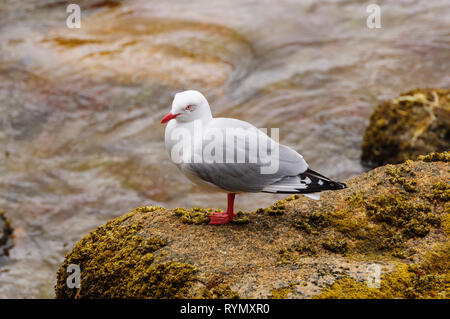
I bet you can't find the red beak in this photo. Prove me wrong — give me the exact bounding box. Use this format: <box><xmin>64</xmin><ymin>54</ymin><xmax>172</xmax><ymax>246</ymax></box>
<box><xmin>161</xmin><ymin>112</ymin><xmax>180</xmax><ymax>124</ymax></box>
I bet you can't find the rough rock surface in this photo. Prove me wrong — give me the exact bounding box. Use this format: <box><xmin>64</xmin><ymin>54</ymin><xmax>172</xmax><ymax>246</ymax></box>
<box><xmin>361</xmin><ymin>89</ymin><xmax>450</xmax><ymax>167</ymax></box>
<box><xmin>56</xmin><ymin>154</ymin><xmax>449</xmax><ymax>299</ymax></box>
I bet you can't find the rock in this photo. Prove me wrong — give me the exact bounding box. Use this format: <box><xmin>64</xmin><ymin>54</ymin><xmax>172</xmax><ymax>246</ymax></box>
<box><xmin>55</xmin><ymin>155</ymin><xmax>449</xmax><ymax>299</ymax></box>
<box><xmin>361</xmin><ymin>89</ymin><xmax>450</xmax><ymax>167</ymax></box>
<box><xmin>0</xmin><ymin>211</ymin><xmax>13</xmax><ymax>256</ymax></box>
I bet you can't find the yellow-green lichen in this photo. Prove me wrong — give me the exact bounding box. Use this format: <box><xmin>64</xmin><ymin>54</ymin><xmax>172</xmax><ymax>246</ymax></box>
<box><xmin>292</xmin><ymin>211</ymin><xmax>331</xmax><ymax>234</ymax></box>
<box><xmin>292</xmin><ymin>183</ymin><xmax>444</xmax><ymax>256</ymax></box>
<box><xmin>277</xmin><ymin>248</ymin><xmax>297</xmax><ymax>265</ymax></box>
<box><xmin>325</xmin><ymin>208</ymin><xmax>368</xmax><ymax>239</ymax></box>
<box><xmin>316</xmin><ymin>277</ymin><xmax>382</xmax><ymax>299</ymax></box>
<box><xmin>391</xmin><ymin>248</ymin><xmax>416</xmax><ymax>260</ymax></box>
<box><xmin>173</xmin><ymin>207</ymin><xmax>213</xmax><ymax>225</ymax></box>
<box><xmin>231</xmin><ymin>211</ymin><xmax>250</xmax><ymax>224</ymax></box>
<box><xmin>173</xmin><ymin>207</ymin><xmax>250</xmax><ymax>225</ymax></box>
<box><xmin>391</xmin><ymin>249</ymin><xmax>407</xmax><ymax>259</ymax></box>
<box><xmin>385</xmin><ymin>165</ymin><xmax>417</xmax><ymax>192</ymax></box>
<box><xmin>361</xmin><ymin>89</ymin><xmax>450</xmax><ymax>167</ymax></box>
<box><xmin>269</xmin><ymin>282</ymin><xmax>299</xmax><ymax>299</ymax></box>
<box><xmin>277</xmin><ymin>241</ymin><xmax>318</xmax><ymax>265</ymax></box>
<box><xmin>441</xmin><ymin>213</ymin><xmax>450</xmax><ymax>236</ymax></box>
<box><xmin>322</xmin><ymin>236</ymin><xmax>349</xmax><ymax>254</ymax></box>
<box><xmin>366</xmin><ymin>193</ymin><xmax>440</xmax><ymax>238</ymax></box>
<box><xmin>316</xmin><ymin>243</ymin><xmax>450</xmax><ymax>299</ymax></box>
<box><xmin>132</xmin><ymin>205</ymin><xmax>162</xmax><ymax>213</ymax></box>
<box><xmin>293</xmin><ymin>240</ymin><xmax>318</xmax><ymax>255</ymax></box>
<box><xmin>418</xmin><ymin>151</ymin><xmax>450</xmax><ymax>162</ymax></box>
<box><xmin>202</xmin><ymin>284</ymin><xmax>240</xmax><ymax>299</ymax></box>
<box><xmin>345</xmin><ymin>191</ymin><xmax>441</xmax><ymax>250</ymax></box>
<box><xmin>55</xmin><ymin>207</ymin><xmax>198</xmax><ymax>298</ymax></box>
<box><xmin>427</xmin><ymin>182</ymin><xmax>450</xmax><ymax>201</ymax></box>
<box><xmin>261</xmin><ymin>195</ymin><xmax>299</xmax><ymax>216</ymax></box>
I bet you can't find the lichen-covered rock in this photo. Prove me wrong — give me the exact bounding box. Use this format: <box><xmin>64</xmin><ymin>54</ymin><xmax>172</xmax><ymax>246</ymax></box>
<box><xmin>55</xmin><ymin>206</ymin><xmax>198</xmax><ymax>299</ymax></box>
<box><xmin>316</xmin><ymin>243</ymin><xmax>450</xmax><ymax>299</ymax></box>
<box><xmin>361</xmin><ymin>89</ymin><xmax>450</xmax><ymax>167</ymax></box>
<box><xmin>0</xmin><ymin>210</ymin><xmax>13</xmax><ymax>256</ymax></box>
<box><xmin>56</xmin><ymin>156</ymin><xmax>449</xmax><ymax>299</ymax></box>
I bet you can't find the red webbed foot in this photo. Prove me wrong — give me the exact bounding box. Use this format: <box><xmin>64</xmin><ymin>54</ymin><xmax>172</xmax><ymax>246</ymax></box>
<box><xmin>208</xmin><ymin>211</ymin><xmax>235</xmax><ymax>225</ymax></box>
<box><xmin>208</xmin><ymin>193</ymin><xmax>237</xmax><ymax>225</ymax></box>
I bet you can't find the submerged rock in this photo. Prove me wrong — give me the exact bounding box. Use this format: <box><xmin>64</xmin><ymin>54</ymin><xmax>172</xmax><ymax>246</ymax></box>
<box><xmin>55</xmin><ymin>155</ymin><xmax>449</xmax><ymax>299</ymax></box>
<box><xmin>361</xmin><ymin>89</ymin><xmax>450</xmax><ymax>167</ymax></box>
<box><xmin>0</xmin><ymin>211</ymin><xmax>13</xmax><ymax>256</ymax></box>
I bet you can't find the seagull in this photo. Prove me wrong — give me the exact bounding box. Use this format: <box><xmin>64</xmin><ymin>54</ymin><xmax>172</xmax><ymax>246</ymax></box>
<box><xmin>161</xmin><ymin>90</ymin><xmax>346</xmax><ymax>225</ymax></box>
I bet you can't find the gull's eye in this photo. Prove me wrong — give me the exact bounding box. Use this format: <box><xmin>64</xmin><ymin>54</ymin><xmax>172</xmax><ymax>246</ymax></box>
<box><xmin>185</xmin><ymin>104</ymin><xmax>192</xmax><ymax>111</ymax></box>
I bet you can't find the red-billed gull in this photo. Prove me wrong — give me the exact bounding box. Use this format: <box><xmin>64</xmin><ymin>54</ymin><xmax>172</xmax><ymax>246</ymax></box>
<box><xmin>161</xmin><ymin>90</ymin><xmax>346</xmax><ymax>225</ymax></box>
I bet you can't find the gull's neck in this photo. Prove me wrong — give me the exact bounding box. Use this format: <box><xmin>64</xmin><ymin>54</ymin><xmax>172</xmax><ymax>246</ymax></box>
<box><xmin>200</xmin><ymin>103</ymin><xmax>213</xmax><ymax>122</ymax></box>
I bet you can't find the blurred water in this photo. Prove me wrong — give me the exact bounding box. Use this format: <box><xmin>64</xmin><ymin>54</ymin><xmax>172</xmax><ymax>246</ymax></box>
<box><xmin>0</xmin><ymin>0</ymin><xmax>449</xmax><ymax>298</ymax></box>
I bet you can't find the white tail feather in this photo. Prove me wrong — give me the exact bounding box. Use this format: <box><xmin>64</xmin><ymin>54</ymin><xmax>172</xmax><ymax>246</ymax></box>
<box><xmin>303</xmin><ymin>193</ymin><xmax>321</xmax><ymax>200</ymax></box>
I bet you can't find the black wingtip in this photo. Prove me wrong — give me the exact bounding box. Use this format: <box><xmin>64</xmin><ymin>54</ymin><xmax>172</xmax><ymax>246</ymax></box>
<box><xmin>327</xmin><ymin>181</ymin><xmax>347</xmax><ymax>190</ymax></box>
<box><xmin>303</xmin><ymin>168</ymin><xmax>347</xmax><ymax>191</ymax></box>
<box><xmin>338</xmin><ymin>182</ymin><xmax>347</xmax><ymax>189</ymax></box>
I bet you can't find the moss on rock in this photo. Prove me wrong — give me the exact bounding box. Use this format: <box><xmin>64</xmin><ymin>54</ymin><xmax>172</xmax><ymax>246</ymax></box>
<box><xmin>269</xmin><ymin>282</ymin><xmax>299</xmax><ymax>299</ymax></box>
<box><xmin>173</xmin><ymin>207</ymin><xmax>250</xmax><ymax>225</ymax></box>
<box><xmin>365</xmin><ymin>193</ymin><xmax>440</xmax><ymax>239</ymax></box>
<box><xmin>361</xmin><ymin>89</ymin><xmax>450</xmax><ymax>167</ymax></box>
<box><xmin>293</xmin><ymin>240</ymin><xmax>318</xmax><ymax>255</ymax></box>
<box><xmin>231</xmin><ymin>211</ymin><xmax>251</xmax><ymax>224</ymax></box>
<box><xmin>277</xmin><ymin>240</ymin><xmax>320</xmax><ymax>265</ymax></box>
<box><xmin>322</xmin><ymin>236</ymin><xmax>349</xmax><ymax>254</ymax></box>
<box><xmin>259</xmin><ymin>195</ymin><xmax>299</xmax><ymax>215</ymax></box>
<box><xmin>289</xmin><ymin>159</ymin><xmax>448</xmax><ymax>260</ymax></box>
<box><xmin>55</xmin><ymin>206</ymin><xmax>198</xmax><ymax>298</ymax></box>
<box><xmin>293</xmin><ymin>211</ymin><xmax>331</xmax><ymax>234</ymax></box>
<box><xmin>55</xmin><ymin>158</ymin><xmax>449</xmax><ymax>299</ymax></box>
<box><xmin>202</xmin><ymin>284</ymin><xmax>240</xmax><ymax>299</ymax></box>
<box><xmin>441</xmin><ymin>213</ymin><xmax>450</xmax><ymax>236</ymax></box>
<box><xmin>418</xmin><ymin>151</ymin><xmax>450</xmax><ymax>162</ymax></box>
<box><xmin>385</xmin><ymin>165</ymin><xmax>417</xmax><ymax>192</ymax></box>
<box><xmin>173</xmin><ymin>207</ymin><xmax>212</xmax><ymax>225</ymax></box>
<box><xmin>316</xmin><ymin>243</ymin><xmax>450</xmax><ymax>299</ymax></box>
<box><xmin>428</xmin><ymin>182</ymin><xmax>450</xmax><ymax>201</ymax></box>
<box><xmin>277</xmin><ymin>248</ymin><xmax>298</xmax><ymax>265</ymax></box>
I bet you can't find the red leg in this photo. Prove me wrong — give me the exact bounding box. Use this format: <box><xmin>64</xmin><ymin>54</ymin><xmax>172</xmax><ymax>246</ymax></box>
<box><xmin>209</xmin><ymin>193</ymin><xmax>236</xmax><ymax>225</ymax></box>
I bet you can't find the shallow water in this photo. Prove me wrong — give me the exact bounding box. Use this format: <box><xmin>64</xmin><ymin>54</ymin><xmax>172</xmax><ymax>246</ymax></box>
<box><xmin>0</xmin><ymin>0</ymin><xmax>449</xmax><ymax>298</ymax></box>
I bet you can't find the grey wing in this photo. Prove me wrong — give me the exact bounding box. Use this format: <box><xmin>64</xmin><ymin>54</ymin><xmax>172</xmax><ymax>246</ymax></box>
<box><xmin>180</xmin><ymin>162</ymin><xmax>277</xmax><ymax>192</ymax></box>
<box><xmin>180</xmin><ymin>141</ymin><xmax>308</xmax><ymax>193</ymax></box>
